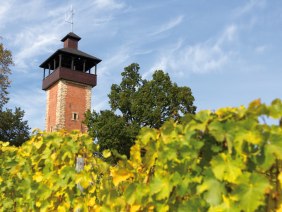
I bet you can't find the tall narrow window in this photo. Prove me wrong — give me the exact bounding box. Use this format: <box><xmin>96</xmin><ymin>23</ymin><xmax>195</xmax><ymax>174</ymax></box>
<box><xmin>72</xmin><ymin>112</ymin><xmax>79</xmax><ymax>120</ymax></box>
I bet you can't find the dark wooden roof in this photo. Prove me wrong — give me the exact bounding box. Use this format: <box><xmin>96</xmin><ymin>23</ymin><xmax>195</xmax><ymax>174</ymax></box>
<box><xmin>39</xmin><ymin>48</ymin><xmax>102</xmax><ymax>70</ymax></box>
<box><xmin>60</xmin><ymin>48</ymin><xmax>100</xmax><ymax>60</ymax></box>
<box><xmin>61</xmin><ymin>32</ymin><xmax>81</xmax><ymax>42</ymax></box>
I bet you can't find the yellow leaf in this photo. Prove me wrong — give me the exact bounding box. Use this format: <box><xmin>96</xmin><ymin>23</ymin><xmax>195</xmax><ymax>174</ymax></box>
<box><xmin>58</xmin><ymin>205</ymin><xmax>66</xmax><ymax>212</ymax></box>
<box><xmin>33</xmin><ymin>172</ymin><xmax>43</xmax><ymax>182</ymax></box>
<box><xmin>148</xmin><ymin>205</ymin><xmax>154</xmax><ymax>212</ymax></box>
<box><xmin>279</xmin><ymin>172</ymin><xmax>282</xmax><ymax>188</ymax></box>
<box><xmin>130</xmin><ymin>205</ymin><xmax>141</xmax><ymax>212</ymax></box>
<box><xmin>36</xmin><ymin>201</ymin><xmax>41</xmax><ymax>207</ymax></box>
<box><xmin>130</xmin><ymin>144</ymin><xmax>141</xmax><ymax>166</ymax></box>
<box><xmin>249</xmin><ymin>99</ymin><xmax>261</xmax><ymax>109</ymax></box>
<box><xmin>76</xmin><ymin>173</ymin><xmax>90</xmax><ymax>188</ymax></box>
<box><xmin>277</xmin><ymin>204</ymin><xmax>282</xmax><ymax>212</ymax></box>
<box><xmin>85</xmin><ymin>164</ymin><xmax>92</xmax><ymax>171</ymax></box>
<box><xmin>102</xmin><ymin>149</ymin><xmax>111</xmax><ymax>158</ymax></box>
<box><xmin>222</xmin><ymin>195</ymin><xmax>231</xmax><ymax>208</ymax></box>
<box><xmin>34</xmin><ymin>139</ymin><xmax>43</xmax><ymax>149</ymax></box>
<box><xmin>88</xmin><ymin>197</ymin><xmax>96</xmax><ymax>207</ymax></box>
<box><xmin>21</xmin><ymin>151</ymin><xmax>30</xmax><ymax>157</ymax></box>
<box><xmin>74</xmin><ymin>203</ymin><xmax>83</xmax><ymax>212</ymax></box>
<box><xmin>111</xmin><ymin>167</ymin><xmax>133</xmax><ymax>186</ymax></box>
<box><xmin>51</xmin><ymin>152</ymin><xmax>56</xmax><ymax>160</ymax></box>
<box><xmin>1</xmin><ymin>142</ymin><xmax>9</xmax><ymax>147</ymax></box>
<box><xmin>244</xmin><ymin>131</ymin><xmax>262</xmax><ymax>145</ymax></box>
<box><xmin>88</xmin><ymin>181</ymin><xmax>96</xmax><ymax>194</ymax></box>
<box><xmin>80</xmin><ymin>177</ymin><xmax>90</xmax><ymax>188</ymax></box>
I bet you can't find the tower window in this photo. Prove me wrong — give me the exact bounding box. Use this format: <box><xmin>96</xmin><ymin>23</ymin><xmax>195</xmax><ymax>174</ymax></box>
<box><xmin>72</xmin><ymin>112</ymin><xmax>79</xmax><ymax>120</ymax></box>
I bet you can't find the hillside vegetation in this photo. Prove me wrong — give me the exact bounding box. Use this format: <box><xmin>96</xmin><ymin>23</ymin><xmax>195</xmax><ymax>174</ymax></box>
<box><xmin>1</xmin><ymin>99</ymin><xmax>282</xmax><ymax>211</ymax></box>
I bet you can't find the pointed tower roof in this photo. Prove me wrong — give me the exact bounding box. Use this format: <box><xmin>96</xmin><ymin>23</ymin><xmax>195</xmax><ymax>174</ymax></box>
<box><xmin>61</xmin><ymin>32</ymin><xmax>81</xmax><ymax>42</ymax></box>
<box><xmin>39</xmin><ymin>32</ymin><xmax>102</xmax><ymax>90</ymax></box>
<box><xmin>39</xmin><ymin>32</ymin><xmax>101</xmax><ymax>70</ymax></box>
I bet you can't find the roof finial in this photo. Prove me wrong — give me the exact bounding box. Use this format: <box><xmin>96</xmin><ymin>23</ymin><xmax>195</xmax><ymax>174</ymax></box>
<box><xmin>65</xmin><ymin>5</ymin><xmax>74</xmax><ymax>32</ymax></box>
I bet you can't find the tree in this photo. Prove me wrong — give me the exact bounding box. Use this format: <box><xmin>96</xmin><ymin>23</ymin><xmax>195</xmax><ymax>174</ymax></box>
<box><xmin>0</xmin><ymin>41</ymin><xmax>30</xmax><ymax>146</ymax></box>
<box><xmin>0</xmin><ymin>107</ymin><xmax>30</xmax><ymax>146</ymax></box>
<box><xmin>85</xmin><ymin>110</ymin><xmax>138</xmax><ymax>157</ymax></box>
<box><xmin>0</xmin><ymin>41</ymin><xmax>13</xmax><ymax>110</ymax></box>
<box><xmin>85</xmin><ymin>63</ymin><xmax>196</xmax><ymax>157</ymax></box>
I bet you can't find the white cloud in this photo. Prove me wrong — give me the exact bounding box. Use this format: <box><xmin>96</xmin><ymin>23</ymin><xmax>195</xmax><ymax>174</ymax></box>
<box><xmin>92</xmin><ymin>0</ymin><xmax>125</xmax><ymax>10</ymax></box>
<box><xmin>217</xmin><ymin>24</ymin><xmax>237</xmax><ymax>45</ymax></box>
<box><xmin>7</xmin><ymin>89</ymin><xmax>46</xmax><ymax>130</ymax></box>
<box><xmin>235</xmin><ymin>0</ymin><xmax>266</xmax><ymax>17</ymax></box>
<box><xmin>14</xmin><ymin>31</ymin><xmax>59</xmax><ymax>70</ymax></box>
<box><xmin>1</xmin><ymin>0</ymin><xmax>45</xmax><ymax>26</ymax></box>
<box><xmin>150</xmin><ymin>15</ymin><xmax>184</xmax><ymax>36</ymax></box>
<box><xmin>149</xmin><ymin>24</ymin><xmax>238</xmax><ymax>76</ymax></box>
<box><xmin>0</xmin><ymin>1</ymin><xmax>67</xmax><ymax>72</ymax></box>
<box><xmin>150</xmin><ymin>43</ymin><xmax>229</xmax><ymax>76</ymax></box>
<box><xmin>255</xmin><ymin>45</ymin><xmax>268</xmax><ymax>54</ymax></box>
<box><xmin>3</xmin><ymin>0</ymin><xmax>126</xmax><ymax>72</ymax></box>
<box><xmin>98</xmin><ymin>45</ymin><xmax>132</xmax><ymax>77</ymax></box>
<box><xmin>12</xmin><ymin>20</ymin><xmax>64</xmax><ymax>71</ymax></box>
<box><xmin>0</xmin><ymin>1</ymin><xmax>11</xmax><ymax>29</ymax></box>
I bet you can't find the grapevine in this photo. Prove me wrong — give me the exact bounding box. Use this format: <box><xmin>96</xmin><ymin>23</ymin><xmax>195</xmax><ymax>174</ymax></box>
<box><xmin>0</xmin><ymin>99</ymin><xmax>282</xmax><ymax>211</ymax></box>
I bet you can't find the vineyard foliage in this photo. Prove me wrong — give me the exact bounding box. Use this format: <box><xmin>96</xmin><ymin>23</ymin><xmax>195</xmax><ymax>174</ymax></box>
<box><xmin>1</xmin><ymin>99</ymin><xmax>282</xmax><ymax>211</ymax></box>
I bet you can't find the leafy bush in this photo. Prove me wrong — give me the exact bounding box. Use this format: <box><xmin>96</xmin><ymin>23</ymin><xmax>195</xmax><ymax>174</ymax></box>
<box><xmin>1</xmin><ymin>99</ymin><xmax>282</xmax><ymax>211</ymax></box>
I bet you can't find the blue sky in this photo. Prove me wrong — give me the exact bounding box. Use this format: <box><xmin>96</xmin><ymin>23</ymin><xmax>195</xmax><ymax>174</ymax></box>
<box><xmin>1</xmin><ymin>0</ymin><xmax>282</xmax><ymax>130</ymax></box>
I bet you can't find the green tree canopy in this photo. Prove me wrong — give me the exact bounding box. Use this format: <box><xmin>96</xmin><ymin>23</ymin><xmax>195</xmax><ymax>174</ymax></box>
<box><xmin>0</xmin><ymin>41</ymin><xmax>30</xmax><ymax>146</ymax></box>
<box><xmin>0</xmin><ymin>41</ymin><xmax>13</xmax><ymax>110</ymax></box>
<box><xmin>0</xmin><ymin>107</ymin><xmax>30</xmax><ymax>146</ymax></box>
<box><xmin>85</xmin><ymin>63</ymin><xmax>196</xmax><ymax>158</ymax></box>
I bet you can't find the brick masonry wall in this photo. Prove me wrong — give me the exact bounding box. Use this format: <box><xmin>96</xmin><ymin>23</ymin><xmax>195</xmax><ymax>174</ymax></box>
<box><xmin>46</xmin><ymin>80</ymin><xmax>91</xmax><ymax>132</ymax></box>
<box><xmin>46</xmin><ymin>82</ymin><xmax>59</xmax><ymax>132</ymax></box>
<box><xmin>85</xmin><ymin>86</ymin><xmax>92</xmax><ymax>111</ymax></box>
<box><xmin>45</xmin><ymin>90</ymin><xmax>49</xmax><ymax>131</ymax></box>
<box><xmin>55</xmin><ymin>80</ymin><xmax>67</xmax><ymax>130</ymax></box>
<box><xmin>64</xmin><ymin>81</ymin><xmax>91</xmax><ymax>132</ymax></box>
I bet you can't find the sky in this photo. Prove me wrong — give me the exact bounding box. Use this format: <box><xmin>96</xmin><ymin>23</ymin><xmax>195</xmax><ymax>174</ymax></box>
<box><xmin>1</xmin><ymin>0</ymin><xmax>282</xmax><ymax>130</ymax></box>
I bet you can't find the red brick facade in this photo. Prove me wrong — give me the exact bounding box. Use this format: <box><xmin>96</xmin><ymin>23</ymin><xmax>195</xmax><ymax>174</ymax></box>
<box><xmin>46</xmin><ymin>80</ymin><xmax>91</xmax><ymax>132</ymax></box>
<box><xmin>46</xmin><ymin>82</ymin><xmax>58</xmax><ymax>132</ymax></box>
<box><xmin>42</xmin><ymin>33</ymin><xmax>101</xmax><ymax>133</ymax></box>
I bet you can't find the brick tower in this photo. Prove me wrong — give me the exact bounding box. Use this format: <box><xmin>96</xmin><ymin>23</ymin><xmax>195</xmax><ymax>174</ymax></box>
<box><xmin>39</xmin><ymin>32</ymin><xmax>102</xmax><ymax>132</ymax></box>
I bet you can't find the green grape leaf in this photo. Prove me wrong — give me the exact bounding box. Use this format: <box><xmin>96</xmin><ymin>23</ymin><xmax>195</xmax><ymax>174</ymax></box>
<box><xmin>124</xmin><ymin>183</ymin><xmax>137</xmax><ymax>205</ymax></box>
<box><xmin>255</xmin><ymin>147</ymin><xmax>275</xmax><ymax>171</ymax></box>
<box><xmin>137</xmin><ymin>128</ymin><xmax>157</xmax><ymax>146</ymax></box>
<box><xmin>188</xmin><ymin>110</ymin><xmax>212</xmax><ymax>131</ymax></box>
<box><xmin>235</xmin><ymin>130</ymin><xmax>263</xmax><ymax>146</ymax></box>
<box><xmin>208</xmin><ymin>195</ymin><xmax>240</xmax><ymax>212</ymax></box>
<box><xmin>208</xmin><ymin>120</ymin><xmax>234</xmax><ymax>144</ymax></box>
<box><xmin>233</xmin><ymin>173</ymin><xmax>270</xmax><ymax>212</ymax></box>
<box><xmin>269</xmin><ymin>99</ymin><xmax>282</xmax><ymax>118</ymax></box>
<box><xmin>265</xmin><ymin>130</ymin><xmax>282</xmax><ymax>160</ymax></box>
<box><xmin>211</xmin><ymin>153</ymin><xmax>244</xmax><ymax>183</ymax></box>
<box><xmin>197</xmin><ymin>176</ymin><xmax>225</xmax><ymax>206</ymax></box>
<box><xmin>150</xmin><ymin>175</ymin><xmax>171</xmax><ymax>200</ymax></box>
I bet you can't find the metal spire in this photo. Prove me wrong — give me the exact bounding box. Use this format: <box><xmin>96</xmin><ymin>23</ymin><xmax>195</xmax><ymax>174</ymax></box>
<box><xmin>65</xmin><ymin>5</ymin><xmax>74</xmax><ymax>32</ymax></box>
